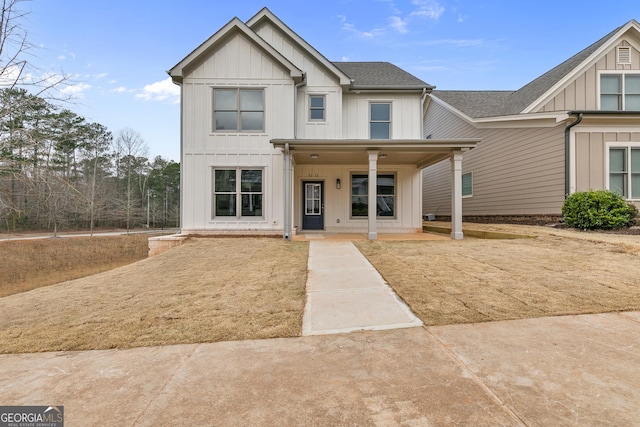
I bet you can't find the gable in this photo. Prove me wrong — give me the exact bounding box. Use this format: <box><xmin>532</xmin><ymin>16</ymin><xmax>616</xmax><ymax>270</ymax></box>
<box><xmin>538</xmin><ymin>37</ymin><xmax>640</xmax><ymax>112</ymax></box>
<box><xmin>169</xmin><ymin>17</ymin><xmax>302</xmax><ymax>84</ymax></box>
<box><xmin>181</xmin><ymin>30</ymin><xmax>294</xmax><ymax>81</ymax></box>
<box><xmin>246</xmin><ymin>8</ymin><xmax>351</xmax><ymax>87</ymax></box>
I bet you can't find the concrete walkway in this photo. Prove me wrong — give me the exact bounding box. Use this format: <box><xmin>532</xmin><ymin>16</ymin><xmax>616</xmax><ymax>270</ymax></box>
<box><xmin>2</xmin><ymin>313</ymin><xmax>640</xmax><ymax>426</ymax></box>
<box><xmin>302</xmin><ymin>240</ymin><xmax>423</xmax><ymax>335</ymax></box>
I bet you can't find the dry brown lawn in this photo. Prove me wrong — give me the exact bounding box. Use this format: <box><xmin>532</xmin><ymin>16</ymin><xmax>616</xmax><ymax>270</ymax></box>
<box><xmin>355</xmin><ymin>224</ymin><xmax>640</xmax><ymax>326</ymax></box>
<box><xmin>0</xmin><ymin>234</ymin><xmax>154</xmax><ymax>297</ymax></box>
<box><xmin>3</xmin><ymin>223</ymin><xmax>640</xmax><ymax>355</ymax></box>
<box><xmin>0</xmin><ymin>238</ymin><xmax>309</xmax><ymax>353</ymax></box>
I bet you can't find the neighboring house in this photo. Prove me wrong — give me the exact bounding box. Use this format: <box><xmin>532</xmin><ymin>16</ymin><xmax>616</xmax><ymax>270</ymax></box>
<box><xmin>168</xmin><ymin>8</ymin><xmax>478</xmax><ymax>240</ymax></box>
<box><xmin>422</xmin><ymin>20</ymin><xmax>640</xmax><ymax>220</ymax></box>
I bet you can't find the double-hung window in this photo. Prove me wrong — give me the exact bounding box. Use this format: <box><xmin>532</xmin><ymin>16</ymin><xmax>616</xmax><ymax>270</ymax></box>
<box><xmin>608</xmin><ymin>145</ymin><xmax>640</xmax><ymax>200</ymax></box>
<box><xmin>213</xmin><ymin>89</ymin><xmax>264</xmax><ymax>131</ymax></box>
<box><xmin>309</xmin><ymin>95</ymin><xmax>325</xmax><ymax>121</ymax></box>
<box><xmin>370</xmin><ymin>102</ymin><xmax>391</xmax><ymax>139</ymax></box>
<box><xmin>600</xmin><ymin>74</ymin><xmax>640</xmax><ymax>111</ymax></box>
<box><xmin>351</xmin><ymin>174</ymin><xmax>395</xmax><ymax>217</ymax></box>
<box><xmin>213</xmin><ymin>168</ymin><xmax>263</xmax><ymax>218</ymax></box>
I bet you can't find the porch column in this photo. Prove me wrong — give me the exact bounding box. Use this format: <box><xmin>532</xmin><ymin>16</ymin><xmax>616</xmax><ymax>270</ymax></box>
<box><xmin>368</xmin><ymin>150</ymin><xmax>379</xmax><ymax>240</ymax></box>
<box><xmin>283</xmin><ymin>144</ymin><xmax>293</xmax><ymax>240</ymax></box>
<box><xmin>451</xmin><ymin>150</ymin><xmax>464</xmax><ymax>240</ymax></box>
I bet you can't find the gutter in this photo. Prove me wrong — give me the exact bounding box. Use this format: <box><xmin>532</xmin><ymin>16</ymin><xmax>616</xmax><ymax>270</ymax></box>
<box><xmin>420</xmin><ymin>87</ymin><xmax>428</xmax><ymax>137</ymax></box>
<box><xmin>564</xmin><ymin>112</ymin><xmax>583</xmax><ymax>197</ymax></box>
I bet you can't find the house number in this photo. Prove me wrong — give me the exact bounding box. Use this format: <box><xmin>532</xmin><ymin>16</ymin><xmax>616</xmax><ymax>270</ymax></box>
<box><xmin>307</xmin><ymin>173</ymin><xmax>319</xmax><ymax>177</ymax></box>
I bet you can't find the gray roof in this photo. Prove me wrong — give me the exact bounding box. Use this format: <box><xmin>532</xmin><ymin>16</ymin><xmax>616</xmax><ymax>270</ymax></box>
<box><xmin>433</xmin><ymin>21</ymin><xmax>629</xmax><ymax>118</ymax></box>
<box><xmin>333</xmin><ymin>62</ymin><xmax>433</xmax><ymax>90</ymax></box>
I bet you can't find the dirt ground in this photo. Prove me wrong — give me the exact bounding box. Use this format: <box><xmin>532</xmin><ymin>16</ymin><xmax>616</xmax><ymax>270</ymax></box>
<box><xmin>1</xmin><ymin>224</ymin><xmax>639</xmax><ymax>353</ymax></box>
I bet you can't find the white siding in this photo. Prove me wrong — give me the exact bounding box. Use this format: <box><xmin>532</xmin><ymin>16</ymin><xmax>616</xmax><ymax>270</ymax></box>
<box><xmin>295</xmin><ymin>164</ymin><xmax>422</xmax><ymax>233</ymax></box>
<box><xmin>343</xmin><ymin>93</ymin><xmax>423</xmax><ymax>139</ymax></box>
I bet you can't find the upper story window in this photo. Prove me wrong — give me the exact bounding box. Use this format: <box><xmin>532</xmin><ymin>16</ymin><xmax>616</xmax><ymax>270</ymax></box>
<box><xmin>600</xmin><ymin>73</ymin><xmax>640</xmax><ymax>111</ymax></box>
<box><xmin>213</xmin><ymin>89</ymin><xmax>264</xmax><ymax>132</ymax></box>
<box><xmin>370</xmin><ymin>102</ymin><xmax>391</xmax><ymax>139</ymax></box>
<box><xmin>309</xmin><ymin>95</ymin><xmax>325</xmax><ymax>121</ymax></box>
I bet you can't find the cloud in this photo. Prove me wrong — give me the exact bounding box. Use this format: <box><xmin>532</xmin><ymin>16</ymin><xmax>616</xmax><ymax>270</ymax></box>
<box><xmin>421</xmin><ymin>38</ymin><xmax>485</xmax><ymax>47</ymax></box>
<box><xmin>60</xmin><ymin>82</ymin><xmax>92</xmax><ymax>97</ymax></box>
<box><xmin>111</xmin><ymin>86</ymin><xmax>131</xmax><ymax>93</ymax></box>
<box><xmin>389</xmin><ymin>16</ymin><xmax>408</xmax><ymax>33</ymax></box>
<box><xmin>409</xmin><ymin>0</ymin><xmax>445</xmax><ymax>20</ymax></box>
<box><xmin>339</xmin><ymin>15</ymin><xmax>386</xmax><ymax>39</ymax></box>
<box><xmin>136</xmin><ymin>77</ymin><xmax>180</xmax><ymax>103</ymax></box>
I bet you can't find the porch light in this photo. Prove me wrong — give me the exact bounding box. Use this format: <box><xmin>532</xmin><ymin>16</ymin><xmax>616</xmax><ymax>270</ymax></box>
<box><xmin>336</xmin><ymin>178</ymin><xmax>341</xmax><ymax>189</ymax></box>
<box><xmin>379</xmin><ymin>153</ymin><xmax>387</xmax><ymax>159</ymax></box>
<box><xmin>310</xmin><ymin>153</ymin><xmax>319</xmax><ymax>159</ymax></box>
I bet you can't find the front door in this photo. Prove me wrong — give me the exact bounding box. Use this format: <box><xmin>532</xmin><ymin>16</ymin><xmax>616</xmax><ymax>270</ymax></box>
<box><xmin>302</xmin><ymin>181</ymin><xmax>324</xmax><ymax>230</ymax></box>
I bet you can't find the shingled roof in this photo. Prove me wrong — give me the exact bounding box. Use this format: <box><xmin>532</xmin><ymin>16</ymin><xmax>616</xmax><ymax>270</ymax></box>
<box><xmin>333</xmin><ymin>62</ymin><xmax>433</xmax><ymax>90</ymax></box>
<box><xmin>433</xmin><ymin>21</ymin><xmax>633</xmax><ymax>118</ymax></box>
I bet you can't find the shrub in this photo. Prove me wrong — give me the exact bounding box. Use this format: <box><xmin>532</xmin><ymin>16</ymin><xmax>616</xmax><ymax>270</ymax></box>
<box><xmin>562</xmin><ymin>190</ymin><xmax>638</xmax><ymax>230</ymax></box>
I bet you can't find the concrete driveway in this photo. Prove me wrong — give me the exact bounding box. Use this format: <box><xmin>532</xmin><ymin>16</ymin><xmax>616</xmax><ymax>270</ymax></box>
<box><xmin>2</xmin><ymin>312</ymin><xmax>640</xmax><ymax>426</ymax></box>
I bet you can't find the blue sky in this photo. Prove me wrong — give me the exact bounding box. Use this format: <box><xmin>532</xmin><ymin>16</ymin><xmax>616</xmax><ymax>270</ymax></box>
<box><xmin>25</xmin><ymin>0</ymin><xmax>635</xmax><ymax>162</ymax></box>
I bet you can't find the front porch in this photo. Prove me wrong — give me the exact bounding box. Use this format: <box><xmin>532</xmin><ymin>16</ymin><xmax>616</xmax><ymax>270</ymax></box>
<box><xmin>272</xmin><ymin>139</ymin><xmax>479</xmax><ymax>240</ymax></box>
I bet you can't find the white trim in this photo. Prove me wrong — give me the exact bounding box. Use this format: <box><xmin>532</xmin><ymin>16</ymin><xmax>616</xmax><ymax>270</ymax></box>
<box><xmin>597</xmin><ymin>70</ymin><xmax>640</xmax><ymax>110</ymax></box>
<box><xmin>369</xmin><ymin>101</ymin><xmax>392</xmax><ymax>139</ymax></box>
<box><xmin>210</xmin><ymin>166</ymin><xmax>267</xmax><ymax>220</ymax></box>
<box><xmin>522</xmin><ymin>21</ymin><xmax>640</xmax><ymax>114</ymax></box>
<box><xmin>462</xmin><ymin>171</ymin><xmax>473</xmax><ymax>198</ymax></box>
<box><xmin>604</xmin><ymin>141</ymin><xmax>640</xmax><ymax>201</ymax></box>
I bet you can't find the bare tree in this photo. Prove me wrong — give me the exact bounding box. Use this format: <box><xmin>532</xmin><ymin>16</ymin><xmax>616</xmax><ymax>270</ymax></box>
<box><xmin>114</xmin><ymin>128</ymin><xmax>148</xmax><ymax>232</ymax></box>
<box><xmin>0</xmin><ymin>0</ymin><xmax>70</xmax><ymax>104</ymax></box>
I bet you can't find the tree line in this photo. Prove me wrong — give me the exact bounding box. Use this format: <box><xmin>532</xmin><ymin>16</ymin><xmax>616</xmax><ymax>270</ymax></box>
<box><xmin>0</xmin><ymin>88</ymin><xmax>180</xmax><ymax>233</ymax></box>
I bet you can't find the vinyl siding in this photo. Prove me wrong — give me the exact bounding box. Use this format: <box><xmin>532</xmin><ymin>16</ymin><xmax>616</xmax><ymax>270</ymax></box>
<box><xmin>541</xmin><ymin>40</ymin><xmax>640</xmax><ymax>112</ymax></box>
<box><xmin>343</xmin><ymin>93</ymin><xmax>423</xmax><ymax>139</ymax></box>
<box><xmin>422</xmin><ymin>101</ymin><xmax>565</xmax><ymax>216</ymax></box>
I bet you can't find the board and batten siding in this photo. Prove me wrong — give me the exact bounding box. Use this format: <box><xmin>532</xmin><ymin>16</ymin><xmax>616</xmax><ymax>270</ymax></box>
<box><xmin>540</xmin><ymin>40</ymin><xmax>640</xmax><ymax>112</ymax></box>
<box><xmin>179</xmin><ymin>31</ymin><xmax>297</xmax><ymax>233</ymax></box>
<box><xmin>422</xmin><ymin>101</ymin><xmax>566</xmax><ymax>216</ymax></box>
<box><xmin>342</xmin><ymin>93</ymin><xmax>423</xmax><ymax>139</ymax></box>
<box><xmin>295</xmin><ymin>164</ymin><xmax>422</xmax><ymax>233</ymax></box>
<box><xmin>574</xmin><ymin>130</ymin><xmax>640</xmax><ymax>209</ymax></box>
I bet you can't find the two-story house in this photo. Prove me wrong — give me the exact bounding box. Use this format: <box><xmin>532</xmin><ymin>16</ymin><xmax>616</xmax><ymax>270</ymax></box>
<box><xmin>422</xmin><ymin>20</ymin><xmax>640</xmax><ymax>221</ymax></box>
<box><xmin>168</xmin><ymin>8</ymin><xmax>478</xmax><ymax>240</ymax></box>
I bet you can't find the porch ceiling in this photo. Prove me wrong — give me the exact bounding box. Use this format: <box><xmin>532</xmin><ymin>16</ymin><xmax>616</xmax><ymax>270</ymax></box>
<box><xmin>271</xmin><ymin>139</ymin><xmax>480</xmax><ymax>168</ymax></box>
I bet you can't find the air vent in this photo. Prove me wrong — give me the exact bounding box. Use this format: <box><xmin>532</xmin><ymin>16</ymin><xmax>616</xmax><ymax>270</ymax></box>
<box><xmin>617</xmin><ymin>46</ymin><xmax>631</xmax><ymax>64</ymax></box>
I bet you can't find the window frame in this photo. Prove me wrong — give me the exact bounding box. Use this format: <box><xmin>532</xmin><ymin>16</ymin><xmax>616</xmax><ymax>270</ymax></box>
<box><xmin>212</xmin><ymin>167</ymin><xmax>264</xmax><ymax>219</ymax></box>
<box><xmin>309</xmin><ymin>95</ymin><xmax>326</xmax><ymax>121</ymax></box>
<box><xmin>605</xmin><ymin>142</ymin><xmax>640</xmax><ymax>201</ymax></box>
<box><xmin>369</xmin><ymin>102</ymin><xmax>391</xmax><ymax>139</ymax></box>
<box><xmin>212</xmin><ymin>88</ymin><xmax>265</xmax><ymax>132</ymax></box>
<box><xmin>462</xmin><ymin>172</ymin><xmax>473</xmax><ymax>198</ymax></box>
<box><xmin>598</xmin><ymin>72</ymin><xmax>640</xmax><ymax>111</ymax></box>
<box><xmin>350</xmin><ymin>172</ymin><xmax>397</xmax><ymax>219</ymax></box>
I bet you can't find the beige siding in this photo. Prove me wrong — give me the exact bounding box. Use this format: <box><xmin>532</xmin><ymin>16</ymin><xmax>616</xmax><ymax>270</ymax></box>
<box><xmin>343</xmin><ymin>93</ymin><xmax>422</xmax><ymax>139</ymax></box>
<box><xmin>422</xmin><ymin>102</ymin><xmax>565</xmax><ymax>216</ymax></box>
<box><xmin>541</xmin><ymin>40</ymin><xmax>640</xmax><ymax>112</ymax></box>
<box><xmin>574</xmin><ymin>130</ymin><xmax>640</xmax><ymax>193</ymax></box>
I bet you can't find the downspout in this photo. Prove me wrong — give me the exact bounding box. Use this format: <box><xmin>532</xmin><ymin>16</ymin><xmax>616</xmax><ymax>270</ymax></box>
<box><xmin>284</xmin><ymin>73</ymin><xmax>306</xmax><ymax>240</ymax></box>
<box><xmin>293</xmin><ymin>73</ymin><xmax>307</xmax><ymax>138</ymax></box>
<box><xmin>420</xmin><ymin>87</ymin><xmax>427</xmax><ymax>138</ymax></box>
<box><xmin>564</xmin><ymin>112</ymin><xmax>583</xmax><ymax>197</ymax></box>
